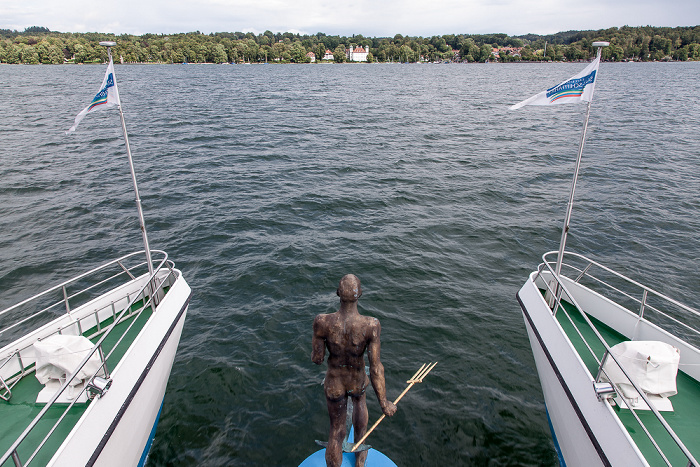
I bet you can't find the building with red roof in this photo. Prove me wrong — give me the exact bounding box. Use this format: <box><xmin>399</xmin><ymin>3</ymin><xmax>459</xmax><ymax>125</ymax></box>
<box><xmin>346</xmin><ymin>46</ymin><xmax>369</xmax><ymax>62</ymax></box>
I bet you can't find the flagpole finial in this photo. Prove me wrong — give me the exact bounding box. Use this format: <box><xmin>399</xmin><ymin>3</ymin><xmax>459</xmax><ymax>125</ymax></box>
<box><xmin>592</xmin><ymin>41</ymin><xmax>608</xmax><ymax>59</ymax></box>
<box><xmin>99</xmin><ymin>41</ymin><xmax>116</xmax><ymax>64</ymax></box>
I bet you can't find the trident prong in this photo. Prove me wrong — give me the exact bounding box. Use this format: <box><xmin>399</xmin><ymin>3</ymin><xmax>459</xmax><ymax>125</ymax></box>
<box><xmin>407</xmin><ymin>361</ymin><xmax>437</xmax><ymax>384</ymax></box>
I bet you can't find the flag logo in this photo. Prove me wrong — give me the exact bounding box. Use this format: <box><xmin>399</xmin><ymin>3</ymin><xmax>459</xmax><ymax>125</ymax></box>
<box><xmin>67</xmin><ymin>59</ymin><xmax>120</xmax><ymax>133</ymax></box>
<box><xmin>86</xmin><ymin>73</ymin><xmax>115</xmax><ymax>111</ymax></box>
<box><xmin>546</xmin><ymin>70</ymin><xmax>596</xmax><ymax>103</ymax></box>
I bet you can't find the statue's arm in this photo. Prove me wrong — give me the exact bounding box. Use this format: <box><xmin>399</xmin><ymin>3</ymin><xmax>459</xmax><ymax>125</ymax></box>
<box><xmin>368</xmin><ymin>319</ymin><xmax>397</xmax><ymax>416</ymax></box>
<box><xmin>311</xmin><ymin>315</ymin><xmax>326</xmax><ymax>365</ymax></box>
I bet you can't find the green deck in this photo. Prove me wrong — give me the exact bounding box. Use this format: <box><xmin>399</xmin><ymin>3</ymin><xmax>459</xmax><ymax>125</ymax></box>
<box><xmin>556</xmin><ymin>299</ymin><xmax>700</xmax><ymax>465</ymax></box>
<box><xmin>0</xmin><ymin>302</ymin><xmax>152</xmax><ymax>466</ymax></box>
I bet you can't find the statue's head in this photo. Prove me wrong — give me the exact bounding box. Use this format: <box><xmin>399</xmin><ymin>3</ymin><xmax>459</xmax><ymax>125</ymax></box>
<box><xmin>337</xmin><ymin>274</ymin><xmax>362</xmax><ymax>302</ymax></box>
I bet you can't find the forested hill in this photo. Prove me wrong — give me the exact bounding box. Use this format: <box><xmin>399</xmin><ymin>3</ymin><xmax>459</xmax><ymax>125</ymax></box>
<box><xmin>1</xmin><ymin>25</ymin><xmax>699</xmax><ymax>64</ymax></box>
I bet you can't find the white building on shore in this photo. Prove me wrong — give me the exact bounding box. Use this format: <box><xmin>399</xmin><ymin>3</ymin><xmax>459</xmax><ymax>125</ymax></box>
<box><xmin>346</xmin><ymin>46</ymin><xmax>369</xmax><ymax>62</ymax></box>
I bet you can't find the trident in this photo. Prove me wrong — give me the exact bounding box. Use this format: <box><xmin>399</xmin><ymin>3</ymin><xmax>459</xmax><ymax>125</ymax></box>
<box><xmin>350</xmin><ymin>362</ymin><xmax>437</xmax><ymax>452</ymax></box>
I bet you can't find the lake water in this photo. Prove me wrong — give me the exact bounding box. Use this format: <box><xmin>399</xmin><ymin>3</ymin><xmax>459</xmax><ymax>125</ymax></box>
<box><xmin>1</xmin><ymin>60</ymin><xmax>699</xmax><ymax>466</ymax></box>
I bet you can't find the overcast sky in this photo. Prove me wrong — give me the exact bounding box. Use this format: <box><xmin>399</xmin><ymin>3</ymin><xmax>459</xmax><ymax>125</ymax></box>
<box><xmin>3</xmin><ymin>0</ymin><xmax>699</xmax><ymax>37</ymax></box>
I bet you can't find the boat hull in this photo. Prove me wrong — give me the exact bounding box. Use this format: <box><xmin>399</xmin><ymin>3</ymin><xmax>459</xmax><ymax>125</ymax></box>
<box><xmin>517</xmin><ymin>272</ymin><xmax>647</xmax><ymax>467</ymax></box>
<box><xmin>48</xmin><ymin>271</ymin><xmax>191</xmax><ymax>466</ymax></box>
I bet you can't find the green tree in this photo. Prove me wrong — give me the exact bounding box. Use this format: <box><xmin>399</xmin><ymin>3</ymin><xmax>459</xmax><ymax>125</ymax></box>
<box><xmin>148</xmin><ymin>44</ymin><xmax>163</xmax><ymax>62</ymax></box>
<box><xmin>639</xmin><ymin>36</ymin><xmax>650</xmax><ymax>60</ymax></box>
<box><xmin>5</xmin><ymin>43</ymin><xmax>20</xmax><ymax>63</ymax></box>
<box><xmin>545</xmin><ymin>43</ymin><xmax>559</xmax><ymax>61</ymax></box>
<box><xmin>674</xmin><ymin>46</ymin><xmax>689</xmax><ymax>61</ymax></box>
<box><xmin>605</xmin><ymin>44</ymin><xmax>624</xmax><ymax>61</ymax></box>
<box><xmin>74</xmin><ymin>44</ymin><xmax>89</xmax><ymax>63</ymax></box>
<box><xmin>650</xmin><ymin>35</ymin><xmax>672</xmax><ymax>57</ymax></box>
<box><xmin>35</xmin><ymin>42</ymin><xmax>49</xmax><ymax>63</ymax></box>
<box><xmin>130</xmin><ymin>43</ymin><xmax>147</xmax><ymax>62</ymax></box>
<box><xmin>260</xmin><ymin>45</ymin><xmax>271</xmax><ymax>62</ymax></box>
<box><xmin>22</xmin><ymin>45</ymin><xmax>40</xmax><ymax>64</ymax></box>
<box><xmin>478</xmin><ymin>43</ymin><xmax>492</xmax><ymax>62</ymax></box>
<box><xmin>333</xmin><ymin>45</ymin><xmax>346</xmax><ymax>62</ymax></box>
<box><xmin>212</xmin><ymin>43</ymin><xmax>228</xmax><ymax>63</ymax></box>
<box><xmin>564</xmin><ymin>44</ymin><xmax>583</xmax><ymax>61</ymax></box>
<box><xmin>290</xmin><ymin>42</ymin><xmax>307</xmax><ymax>62</ymax></box>
<box><xmin>271</xmin><ymin>42</ymin><xmax>285</xmax><ymax>62</ymax></box>
<box><xmin>193</xmin><ymin>42</ymin><xmax>207</xmax><ymax>62</ymax></box>
<box><xmin>460</xmin><ymin>38</ymin><xmax>477</xmax><ymax>62</ymax></box>
<box><xmin>170</xmin><ymin>49</ymin><xmax>185</xmax><ymax>64</ymax></box>
<box><xmin>245</xmin><ymin>39</ymin><xmax>259</xmax><ymax>62</ymax></box>
<box><xmin>518</xmin><ymin>46</ymin><xmax>534</xmax><ymax>61</ymax></box>
<box><xmin>399</xmin><ymin>44</ymin><xmax>413</xmax><ymax>62</ymax></box>
<box><xmin>46</xmin><ymin>44</ymin><xmax>64</xmax><ymax>63</ymax></box>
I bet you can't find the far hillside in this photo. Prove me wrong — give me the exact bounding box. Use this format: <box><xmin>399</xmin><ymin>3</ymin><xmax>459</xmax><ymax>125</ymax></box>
<box><xmin>1</xmin><ymin>25</ymin><xmax>699</xmax><ymax>64</ymax></box>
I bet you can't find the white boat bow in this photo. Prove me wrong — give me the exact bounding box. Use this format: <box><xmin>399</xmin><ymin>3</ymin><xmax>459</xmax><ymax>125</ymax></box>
<box><xmin>518</xmin><ymin>250</ymin><xmax>700</xmax><ymax>466</ymax></box>
<box><xmin>0</xmin><ymin>250</ymin><xmax>191</xmax><ymax>466</ymax></box>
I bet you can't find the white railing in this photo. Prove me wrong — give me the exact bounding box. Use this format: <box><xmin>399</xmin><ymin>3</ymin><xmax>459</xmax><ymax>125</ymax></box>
<box><xmin>0</xmin><ymin>250</ymin><xmax>178</xmax><ymax>467</ymax></box>
<box><xmin>533</xmin><ymin>250</ymin><xmax>700</xmax><ymax>467</ymax></box>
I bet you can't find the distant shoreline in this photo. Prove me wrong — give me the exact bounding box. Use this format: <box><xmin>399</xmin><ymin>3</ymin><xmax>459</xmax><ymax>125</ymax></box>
<box><xmin>1</xmin><ymin>59</ymin><xmax>694</xmax><ymax>66</ymax></box>
<box><xmin>3</xmin><ymin>26</ymin><xmax>698</xmax><ymax>65</ymax></box>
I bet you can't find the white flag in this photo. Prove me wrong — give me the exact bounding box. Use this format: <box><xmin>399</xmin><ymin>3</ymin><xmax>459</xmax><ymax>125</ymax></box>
<box><xmin>510</xmin><ymin>56</ymin><xmax>600</xmax><ymax>110</ymax></box>
<box><xmin>67</xmin><ymin>58</ymin><xmax>120</xmax><ymax>133</ymax></box>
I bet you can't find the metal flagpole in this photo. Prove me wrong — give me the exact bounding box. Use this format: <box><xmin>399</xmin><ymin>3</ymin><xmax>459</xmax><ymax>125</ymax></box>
<box><xmin>99</xmin><ymin>41</ymin><xmax>155</xmax><ymax>278</ymax></box>
<box><xmin>553</xmin><ymin>42</ymin><xmax>608</xmax><ymax>280</ymax></box>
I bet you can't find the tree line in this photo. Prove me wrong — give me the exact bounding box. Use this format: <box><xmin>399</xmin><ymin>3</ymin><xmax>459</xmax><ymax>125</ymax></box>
<box><xmin>1</xmin><ymin>25</ymin><xmax>699</xmax><ymax>64</ymax></box>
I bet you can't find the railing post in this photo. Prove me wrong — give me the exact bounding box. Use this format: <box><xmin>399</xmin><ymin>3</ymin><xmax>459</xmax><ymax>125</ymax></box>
<box><xmin>97</xmin><ymin>344</ymin><xmax>110</xmax><ymax>379</ymax></box>
<box><xmin>544</xmin><ymin>273</ymin><xmax>559</xmax><ymax>311</ymax></box>
<box><xmin>633</xmin><ymin>289</ymin><xmax>649</xmax><ymax>340</ymax></box>
<box><xmin>16</xmin><ymin>351</ymin><xmax>24</xmax><ymax>375</ymax></box>
<box><xmin>596</xmin><ymin>350</ymin><xmax>610</xmax><ymax>383</ymax></box>
<box><xmin>11</xmin><ymin>449</ymin><xmax>22</xmax><ymax>467</ymax></box>
<box><xmin>639</xmin><ymin>289</ymin><xmax>648</xmax><ymax>319</ymax></box>
<box><xmin>0</xmin><ymin>373</ymin><xmax>11</xmax><ymax>401</ymax></box>
<box><xmin>62</xmin><ymin>285</ymin><xmax>70</xmax><ymax>315</ymax></box>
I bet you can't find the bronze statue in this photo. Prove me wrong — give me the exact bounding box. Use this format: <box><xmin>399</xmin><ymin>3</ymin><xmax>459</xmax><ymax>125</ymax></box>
<box><xmin>312</xmin><ymin>274</ymin><xmax>397</xmax><ymax>467</ymax></box>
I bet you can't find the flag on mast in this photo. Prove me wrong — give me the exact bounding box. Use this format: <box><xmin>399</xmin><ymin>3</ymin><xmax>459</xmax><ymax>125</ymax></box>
<box><xmin>510</xmin><ymin>55</ymin><xmax>600</xmax><ymax>110</ymax></box>
<box><xmin>67</xmin><ymin>58</ymin><xmax>120</xmax><ymax>133</ymax></box>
